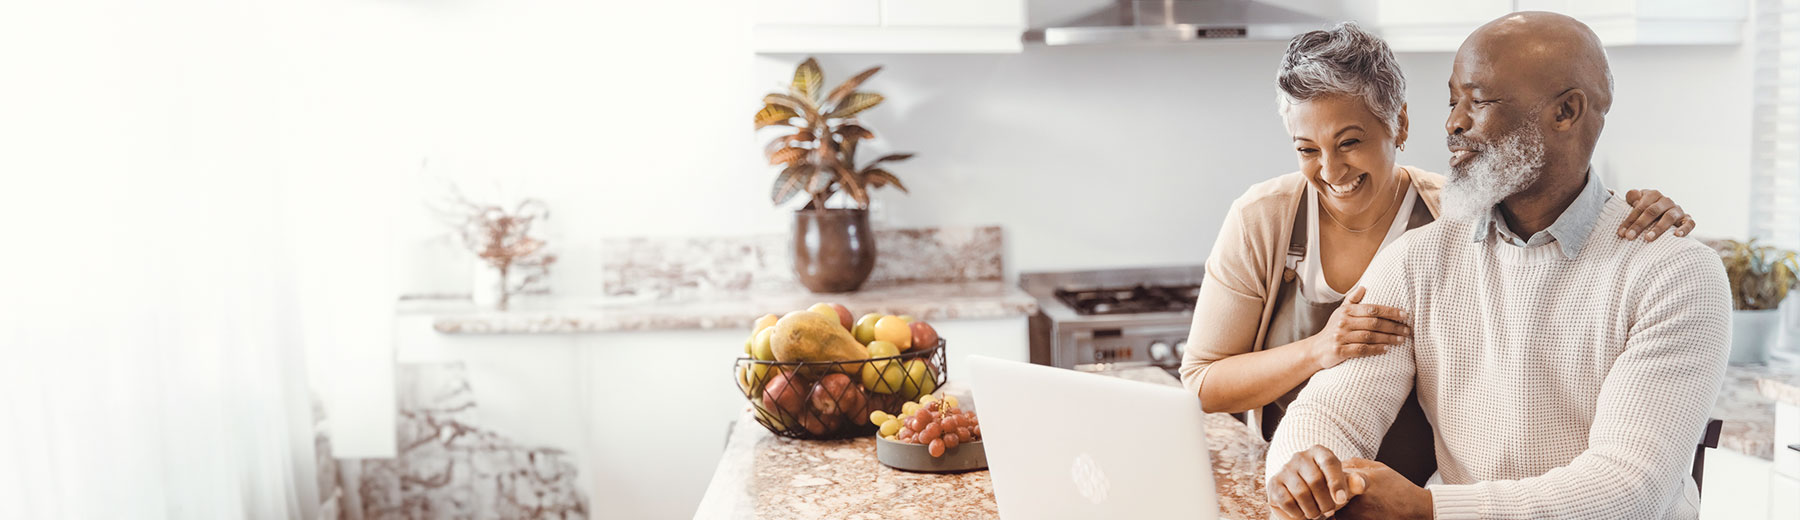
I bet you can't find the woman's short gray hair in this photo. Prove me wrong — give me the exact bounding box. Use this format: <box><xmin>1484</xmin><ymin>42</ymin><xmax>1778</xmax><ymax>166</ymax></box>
<box><xmin>1277</xmin><ymin>21</ymin><xmax>1406</xmax><ymax>133</ymax></box>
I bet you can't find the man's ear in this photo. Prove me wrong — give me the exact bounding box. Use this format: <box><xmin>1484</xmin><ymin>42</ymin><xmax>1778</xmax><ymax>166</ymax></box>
<box><xmin>1552</xmin><ymin>89</ymin><xmax>1588</xmax><ymax>132</ymax></box>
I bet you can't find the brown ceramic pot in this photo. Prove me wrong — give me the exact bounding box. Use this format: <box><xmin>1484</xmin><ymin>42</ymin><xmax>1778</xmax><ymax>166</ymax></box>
<box><xmin>793</xmin><ymin>208</ymin><xmax>876</xmax><ymax>293</ymax></box>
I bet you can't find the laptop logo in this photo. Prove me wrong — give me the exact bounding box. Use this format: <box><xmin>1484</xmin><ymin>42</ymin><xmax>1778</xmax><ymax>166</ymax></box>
<box><xmin>1070</xmin><ymin>452</ymin><xmax>1111</xmax><ymax>504</ymax></box>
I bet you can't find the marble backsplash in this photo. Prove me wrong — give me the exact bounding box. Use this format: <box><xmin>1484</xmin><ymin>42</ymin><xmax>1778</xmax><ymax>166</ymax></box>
<box><xmin>601</xmin><ymin>225</ymin><xmax>1004</xmax><ymax>300</ymax></box>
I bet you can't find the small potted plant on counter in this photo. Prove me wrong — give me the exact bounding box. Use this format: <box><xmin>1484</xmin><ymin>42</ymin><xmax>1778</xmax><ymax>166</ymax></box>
<box><xmin>755</xmin><ymin>57</ymin><xmax>913</xmax><ymax>293</ymax></box>
<box><xmin>1717</xmin><ymin>238</ymin><xmax>1799</xmax><ymax>364</ymax></box>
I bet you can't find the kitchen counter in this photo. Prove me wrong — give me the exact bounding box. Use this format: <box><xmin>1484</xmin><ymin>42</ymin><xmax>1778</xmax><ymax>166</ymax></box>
<box><xmin>1755</xmin><ymin>365</ymin><xmax>1800</xmax><ymax>406</ymax></box>
<box><xmin>693</xmin><ymin>367</ymin><xmax>1271</xmax><ymax>519</ymax></box>
<box><xmin>407</xmin><ymin>280</ymin><xmax>1037</xmax><ymax>334</ymax></box>
<box><xmin>1713</xmin><ymin>364</ymin><xmax>1800</xmax><ymax>460</ymax></box>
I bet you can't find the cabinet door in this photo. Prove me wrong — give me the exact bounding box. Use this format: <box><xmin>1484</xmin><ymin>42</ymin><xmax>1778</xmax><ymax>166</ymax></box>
<box><xmin>882</xmin><ymin>0</ymin><xmax>1024</xmax><ymax>27</ymax></box>
<box><xmin>1777</xmin><ymin>403</ymin><xmax>1799</xmax><ymax>479</ymax></box>
<box><xmin>1700</xmin><ymin>448</ymin><xmax>1770</xmax><ymax>520</ymax></box>
<box><xmin>1376</xmin><ymin>0</ymin><xmax>1512</xmax><ymax>26</ymax></box>
<box><xmin>756</xmin><ymin>0</ymin><xmax>881</xmax><ymax>26</ymax></box>
<box><xmin>1772</xmin><ymin>472</ymin><xmax>1800</xmax><ymax>520</ymax></box>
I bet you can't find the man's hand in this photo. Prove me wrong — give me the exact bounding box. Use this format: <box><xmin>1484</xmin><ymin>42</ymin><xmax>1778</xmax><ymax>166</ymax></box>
<box><xmin>1267</xmin><ymin>445</ymin><xmax>1363</xmax><ymax>519</ymax></box>
<box><xmin>1335</xmin><ymin>458</ymin><xmax>1433</xmax><ymax>520</ymax></box>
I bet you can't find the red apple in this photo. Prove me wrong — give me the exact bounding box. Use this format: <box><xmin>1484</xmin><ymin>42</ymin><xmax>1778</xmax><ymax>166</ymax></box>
<box><xmin>808</xmin><ymin>373</ymin><xmax>867</xmax><ymax>425</ymax></box>
<box><xmin>830</xmin><ymin>303</ymin><xmax>853</xmax><ymax>331</ymax></box>
<box><xmin>910</xmin><ymin>321</ymin><xmax>939</xmax><ymax>350</ymax></box>
<box><xmin>762</xmin><ymin>372</ymin><xmax>806</xmax><ymax>424</ymax></box>
<box><xmin>797</xmin><ymin>409</ymin><xmax>842</xmax><ymax>435</ymax></box>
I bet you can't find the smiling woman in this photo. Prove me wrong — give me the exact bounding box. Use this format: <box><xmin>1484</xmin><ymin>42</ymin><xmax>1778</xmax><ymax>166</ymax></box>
<box><xmin>1175</xmin><ymin>21</ymin><xmax>1702</xmax><ymax>491</ymax></box>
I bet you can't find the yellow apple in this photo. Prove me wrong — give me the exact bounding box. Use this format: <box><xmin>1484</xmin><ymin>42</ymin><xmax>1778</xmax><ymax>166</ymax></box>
<box><xmin>898</xmin><ymin>359</ymin><xmax>937</xmax><ymax>399</ymax></box>
<box><xmin>861</xmin><ymin>359</ymin><xmax>905</xmax><ymax>394</ymax></box>
<box><xmin>752</xmin><ymin>327</ymin><xmax>777</xmax><ymax>361</ymax></box>
<box><xmin>874</xmin><ymin>316</ymin><xmax>913</xmax><ymax>351</ymax></box>
<box><xmin>853</xmin><ymin>313</ymin><xmax>882</xmax><ymax>344</ymax></box>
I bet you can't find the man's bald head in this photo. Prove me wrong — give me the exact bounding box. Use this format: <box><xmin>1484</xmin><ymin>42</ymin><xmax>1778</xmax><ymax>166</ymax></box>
<box><xmin>1462</xmin><ymin>11</ymin><xmax>1613</xmax><ymax>116</ymax></box>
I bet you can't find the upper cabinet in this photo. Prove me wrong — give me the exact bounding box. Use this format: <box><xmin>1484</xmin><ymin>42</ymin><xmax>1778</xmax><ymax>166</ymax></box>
<box><xmin>754</xmin><ymin>0</ymin><xmax>1027</xmax><ymax>54</ymax></box>
<box><xmin>1369</xmin><ymin>0</ymin><xmax>1748</xmax><ymax>51</ymax></box>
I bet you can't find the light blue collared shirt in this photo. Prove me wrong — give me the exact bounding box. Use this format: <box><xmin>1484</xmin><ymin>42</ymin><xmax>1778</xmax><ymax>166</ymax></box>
<box><xmin>1468</xmin><ymin>168</ymin><xmax>1610</xmax><ymax>259</ymax></box>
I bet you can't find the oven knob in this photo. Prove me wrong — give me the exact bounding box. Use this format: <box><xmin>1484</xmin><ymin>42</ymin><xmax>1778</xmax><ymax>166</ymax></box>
<box><xmin>1174</xmin><ymin>340</ymin><xmax>1186</xmax><ymax>358</ymax></box>
<box><xmin>1149</xmin><ymin>341</ymin><xmax>1172</xmax><ymax>363</ymax></box>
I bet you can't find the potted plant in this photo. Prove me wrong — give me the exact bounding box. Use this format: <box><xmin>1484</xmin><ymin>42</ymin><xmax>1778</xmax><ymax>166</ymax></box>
<box><xmin>1717</xmin><ymin>238</ymin><xmax>1799</xmax><ymax>364</ymax></box>
<box><xmin>755</xmin><ymin>57</ymin><xmax>913</xmax><ymax>293</ymax></box>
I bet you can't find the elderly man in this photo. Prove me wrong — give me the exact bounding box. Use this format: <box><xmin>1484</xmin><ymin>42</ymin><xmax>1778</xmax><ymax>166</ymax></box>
<box><xmin>1262</xmin><ymin>12</ymin><xmax>1731</xmax><ymax>520</ymax></box>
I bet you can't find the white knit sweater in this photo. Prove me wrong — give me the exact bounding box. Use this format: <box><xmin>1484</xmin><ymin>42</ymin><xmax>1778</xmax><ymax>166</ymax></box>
<box><xmin>1265</xmin><ymin>196</ymin><xmax>1731</xmax><ymax>520</ymax></box>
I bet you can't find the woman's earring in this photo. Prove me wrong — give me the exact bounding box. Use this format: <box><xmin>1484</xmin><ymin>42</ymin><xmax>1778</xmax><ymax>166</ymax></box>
<box><xmin>1398</xmin><ymin>142</ymin><xmax>1406</xmax><ymax>151</ymax></box>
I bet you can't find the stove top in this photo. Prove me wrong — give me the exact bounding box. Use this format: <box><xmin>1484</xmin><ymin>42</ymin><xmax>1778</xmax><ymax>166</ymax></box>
<box><xmin>1052</xmin><ymin>284</ymin><xmax>1201</xmax><ymax>316</ymax></box>
<box><xmin>1021</xmin><ymin>265</ymin><xmax>1208</xmax><ymax>370</ymax></box>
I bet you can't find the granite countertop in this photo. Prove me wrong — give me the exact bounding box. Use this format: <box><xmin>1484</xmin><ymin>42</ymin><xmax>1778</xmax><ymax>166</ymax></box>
<box><xmin>407</xmin><ymin>281</ymin><xmax>1037</xmax><ymax>335</ymax></box>
<box><xmin>1711</xmin><ymin>364</ymin><xmax>1800</xmax><ymax>460</ymax></box>
<box><xmin>693</xmin><ymin>367</ymin><xmax>1271</xmax><ymax>519</ymax></box>
<box><xmin>1755</xmin><ymin>365</ymin><xmax>1800</xmax><ymax>406</ymax></box>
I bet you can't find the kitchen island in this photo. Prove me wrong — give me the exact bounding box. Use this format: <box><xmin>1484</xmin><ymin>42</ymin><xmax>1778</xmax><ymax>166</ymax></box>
<box><xmin>693</xmin><ymin>366</ymin><xmax>1270</xmax><ymax>519</ymax></box>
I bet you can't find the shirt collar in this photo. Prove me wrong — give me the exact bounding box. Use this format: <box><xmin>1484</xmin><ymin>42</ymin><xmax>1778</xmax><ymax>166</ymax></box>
<box><xmin>1468</xmin><ymin>168</ymin><xmax>1610</xmax><ymax>259</ymax></box>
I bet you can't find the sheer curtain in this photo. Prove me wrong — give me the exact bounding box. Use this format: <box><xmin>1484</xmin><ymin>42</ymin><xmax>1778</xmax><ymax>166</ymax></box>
<box><xmin>0</xmin><ymin>1</ymin><xmax>333</xmax><ymax>517</ymax></box>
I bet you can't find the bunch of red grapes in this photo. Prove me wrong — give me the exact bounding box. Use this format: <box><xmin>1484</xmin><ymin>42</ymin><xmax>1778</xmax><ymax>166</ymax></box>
<box><xmin>893</xmin><ymin>399</ymin><xmax>981</xmax><ymax>457</ymax></box>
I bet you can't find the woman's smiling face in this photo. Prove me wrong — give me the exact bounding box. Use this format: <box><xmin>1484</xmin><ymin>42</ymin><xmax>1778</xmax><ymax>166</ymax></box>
<box><xmin>1283</xmin><ymin>94</ymin><xmax>1408</xmax><ymax>215</ymax></box>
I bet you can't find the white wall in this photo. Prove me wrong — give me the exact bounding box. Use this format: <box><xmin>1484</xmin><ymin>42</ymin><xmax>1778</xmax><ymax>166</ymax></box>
<box><xmin>366</xmin><ymin>6</ymin><xmax>1754</xmax><ymax>298</ymax></box>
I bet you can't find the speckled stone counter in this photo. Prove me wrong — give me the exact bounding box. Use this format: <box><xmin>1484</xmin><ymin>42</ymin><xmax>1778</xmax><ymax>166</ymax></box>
<box><xmin>1755</xmin><ymin>365</ymin><xmax>1800</xmax><ymax>406</ymax></box>
<box><xmin>1712</xmin><ymin>364</ymin><xmax>1800</xmax><ymax>460</ymax></box>
<box><xmin>413</xmin><ymin>281</ymin><xmax>1037</xmax><ymax>334</ymax></box>
<box><xmin>693</xmin><ymin>367</ymin><xmax>1270</xmax><ymax>519</ymax></box>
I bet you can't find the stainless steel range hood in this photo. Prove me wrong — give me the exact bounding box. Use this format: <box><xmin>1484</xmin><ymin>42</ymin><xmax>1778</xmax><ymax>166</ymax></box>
<box><xmin>1031</xmin><ymin>0</ymin><xmax>1339</xmax><ymax>46</ymax></box>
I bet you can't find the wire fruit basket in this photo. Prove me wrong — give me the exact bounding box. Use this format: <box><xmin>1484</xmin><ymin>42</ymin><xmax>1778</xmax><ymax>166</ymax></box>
<box><xmin>734</xmin><ymin>340</ymin><xmax>947</xmax><ymax>440</ymax></box>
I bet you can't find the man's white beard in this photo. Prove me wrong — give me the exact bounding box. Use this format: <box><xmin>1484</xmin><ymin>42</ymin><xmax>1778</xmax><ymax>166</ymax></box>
<box><xmin>1442</xmin><ymin>123</ymin><xmax>1547</xmax><ymax>222</ymax></box>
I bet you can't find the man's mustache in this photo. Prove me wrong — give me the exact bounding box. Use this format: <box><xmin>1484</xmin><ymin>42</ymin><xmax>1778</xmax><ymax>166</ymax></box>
<box><xmin>1446</xmin><ymin>134</ymin><xmax>1484</xmax><ymax>151</ymax></box>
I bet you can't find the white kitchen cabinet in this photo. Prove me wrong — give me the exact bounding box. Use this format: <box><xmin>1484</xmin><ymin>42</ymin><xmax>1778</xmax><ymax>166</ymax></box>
<box><xmin>1776</xmin><ymin>402</ymin><xmax>1799</xmax><ymax>478</ymax></box>
<box><xmin>1368</xmin><ymin>0</ymin><xmax>1747</xmax><ymax>52</ymax></box>
<box><xmin>1701</xmin><ymin>447</ymin><xmax>1771</xmax><ymax>519</ymax></box>
<box><xmin>1772</xmin><ymin>471</ymin><xmax>1800</xmax><ymax>520</ymax></box>
<box><xmin>756</xmin><ymin>0</ymin><xmax>882</xmax><ymax>26</ymax></box>
<box><xmin>753</xmin><ymin>0</ymin><xmax>1025</xmax><ymax>54</ymax></box>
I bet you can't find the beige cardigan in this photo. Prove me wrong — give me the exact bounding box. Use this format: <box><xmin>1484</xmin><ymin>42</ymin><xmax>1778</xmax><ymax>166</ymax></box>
<box><xmin>1178</xmin><ymin>166</ymin><xmax>1445</xmax><ymax>397</ymax></box>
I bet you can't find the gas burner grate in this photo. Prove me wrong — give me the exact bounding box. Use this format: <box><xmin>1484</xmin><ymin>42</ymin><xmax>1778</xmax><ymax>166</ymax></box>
<box><xmin>1052</xmin><ymin>284</ymin><xmax>1202</xmax><ymax>316</ymax></box>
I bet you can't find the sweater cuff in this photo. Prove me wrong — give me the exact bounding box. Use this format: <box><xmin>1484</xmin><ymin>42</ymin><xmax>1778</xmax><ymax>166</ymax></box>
<box><xmin>1428</xmin><ymin>484</ymin><xmax>1482</xmax><ymax>519</ymax></box>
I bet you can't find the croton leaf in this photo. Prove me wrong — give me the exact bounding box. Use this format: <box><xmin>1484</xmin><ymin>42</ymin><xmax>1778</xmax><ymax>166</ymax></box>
<box><xmin>807</xmin><ymin>164</ymin><xmax>835</xmax><ymax>194</ymax></box>
<box><xmin>864</xmin><ymin>168</ymin><xmax>907</xmax><ymax>193</ymax></box>
<box><xmin>792</xmin><ymin>58</ymin><xmax>824</xmax><ymax>102</ymax></box>
<box><xmin>762</xmin><ymin>93</ymin><xmax>817</xmax><ymax>119</ymax></box>
<box><xmin>840</xmin><ymin>137</ymin><xmax>859</xmax><ymax>166</ymax></box>
<box><xmin>835</xmin><ymin>124</ymin><xmax>873</xmax><ymax>140</ymax></box>
<box><xmin>834</xmin><ymin>165</ymin><xmax>869</xmax><ymax>208</ymax></box>
<box><xmin>764</xmin><ymin>131</ymin><xmax>811</xmax><ymax>157</ymax></box>
<box><xmin>827</xmin><ymin>92</ymin><xmax>884</xmax><ymax>119</ymax></box>
<box><xmin>868</xmin><ymin>152</ymin><xmax>915</xmax><ymax>166</ymax></box>
<box><xmin>826</xmin><ymin>67</ymin><xmax>882</xmax><ymax>107</ymax></box>
<box><xmin>768</xmin><ymin>146</ymin><xmax>808</xmax><ymax>166</ymax></box>
<box><xmin>754</xmin><ymin>104</ymin><xmax>799</xmax><ymax>129</ymax></box>
<box><xmin>771</xmin><ymin>163</ymin><xmax>813</xmax><ymax>205</ymax></box>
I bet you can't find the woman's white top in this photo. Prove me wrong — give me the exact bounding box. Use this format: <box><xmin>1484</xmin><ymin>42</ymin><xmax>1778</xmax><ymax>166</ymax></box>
<box><xmin>1294</xmin><ymin>182</ymin><xmax>1419</xmax><ymax>303</ymax></box>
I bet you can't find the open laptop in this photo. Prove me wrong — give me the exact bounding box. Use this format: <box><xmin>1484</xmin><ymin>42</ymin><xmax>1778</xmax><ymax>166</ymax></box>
<box><xmin>968</xmin><ymin>355</ymin><xmax>1220</xmax><ymax>519</ymax></box>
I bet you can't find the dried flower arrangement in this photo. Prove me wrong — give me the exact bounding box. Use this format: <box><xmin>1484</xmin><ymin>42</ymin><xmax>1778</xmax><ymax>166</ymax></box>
<box><xmin>441</xmin><ymin>187</ymin><xmax>556</xmax><ymax>310</ymax></box>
